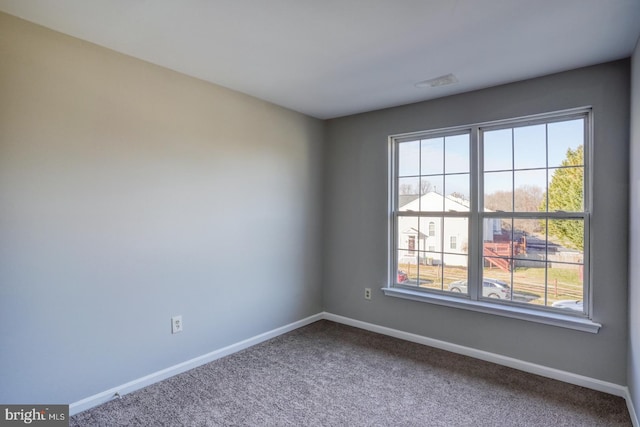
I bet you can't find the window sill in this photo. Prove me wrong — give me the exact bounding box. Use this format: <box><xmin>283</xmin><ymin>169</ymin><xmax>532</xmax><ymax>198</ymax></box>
<box><xmin>381</xmin><ymin>287</ymin><xmax>601</xmax><ymax>333</ymax></box>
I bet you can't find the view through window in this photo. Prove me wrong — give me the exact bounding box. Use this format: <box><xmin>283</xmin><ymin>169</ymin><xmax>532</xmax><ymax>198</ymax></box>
<box><xmin>393</xmin><ymin>109</ymin><xmax>589</xmax><ymax>316</ymax></box>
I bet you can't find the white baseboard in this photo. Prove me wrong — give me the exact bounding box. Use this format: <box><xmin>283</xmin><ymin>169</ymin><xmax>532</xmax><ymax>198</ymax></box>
<box><xmin>323</xmin><ymin>312</ymin><xmax>628</xmax><ymax>398</ymax></box>
<box><xmin>69</xmin><ymin>313</ymin><xmax>323</xmax><ymax>415</ymax></box>
<box><xmin>626</xmin><ymin>387</ymin><xmax>639</xmax><ymax>427</ymax></box>
<box><xmin>71</xmin><ymin>310</ymin><xmax>635</xmax><ymax>423</ymax></box>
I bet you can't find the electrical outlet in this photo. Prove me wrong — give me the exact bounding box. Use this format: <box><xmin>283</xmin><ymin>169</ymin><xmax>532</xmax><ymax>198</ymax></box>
<box><xmin>364</xmin><ymin>288</ymin><xmax>372</xmax><ymax>300</ymax></box>
<box><xmin>171</xmin><ymin>315</ymin><xmax>183</xmax><ymax>334</ymax></box>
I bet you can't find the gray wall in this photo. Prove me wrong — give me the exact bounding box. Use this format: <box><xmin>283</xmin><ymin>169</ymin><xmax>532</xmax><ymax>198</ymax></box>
<box><xmin>0</xmin><ymin>13</ymin><xmax>324</xmax><ymax>404</ymax></box>
<box><xmin>324</xmin><ymin>61</ymin><xmax>630</xmax><ymax>384</ymax></box>
<box><xmin>629</xmin><ymin>36</ymin><xmax>640</xmax><ymax>415</ymax></box>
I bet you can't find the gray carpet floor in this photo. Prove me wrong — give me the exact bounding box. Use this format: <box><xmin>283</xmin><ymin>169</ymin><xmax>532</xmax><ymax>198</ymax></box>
<box><xmin>70</xmin><ymin>320</ymin><xmax>631</xmax><ymax>426</ymax></box>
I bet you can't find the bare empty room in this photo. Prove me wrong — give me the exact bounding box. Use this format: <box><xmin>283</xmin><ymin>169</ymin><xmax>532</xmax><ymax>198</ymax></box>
<box><xmin>1</xmin><ymin>1</ymin><xmax>640</xmax><ymax>426</ymax></box>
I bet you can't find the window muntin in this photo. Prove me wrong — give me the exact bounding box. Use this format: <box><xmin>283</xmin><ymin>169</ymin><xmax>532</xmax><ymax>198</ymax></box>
<box><xmin>392</xmin><ymin>109</ymin><xmax>590</xmax><ymax>317</ymax></box>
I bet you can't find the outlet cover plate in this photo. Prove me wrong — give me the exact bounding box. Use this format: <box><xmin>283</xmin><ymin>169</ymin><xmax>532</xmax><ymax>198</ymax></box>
<box><xmin>171</xmin><ymin>315</ymin><xmax>183</xmax><ymax>334</ymax></box>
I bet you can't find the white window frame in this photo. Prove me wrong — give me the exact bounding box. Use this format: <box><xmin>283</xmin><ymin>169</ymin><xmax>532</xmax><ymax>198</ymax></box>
<box><xmin>384</xmin><ymin>107</ymin><xmax>600</xmax><ymax>333</ymax></box>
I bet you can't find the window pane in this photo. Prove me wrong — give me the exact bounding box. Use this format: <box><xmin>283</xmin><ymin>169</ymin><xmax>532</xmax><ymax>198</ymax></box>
<box><xmin>445</xmin><ymin>174</ymin><xmax>470</xmax><ymax>207</ymax></box>
<box><xmin>418</xmin><ymin>252</ymin><xmax>442</xmax><ymax>290</ymax></box>
<box><xmin>398</xmin><ymin>177</ymin><xmax>420</xmax><ymax>211</ymax></box>
<box><xmin>444</xmin><ymin>254</ymin><xmax>468</xmax><ymax>292</ymax></box>
<box><xmin>547</xmin><ymin>262</ymin><xmax>584</xmax><ymax>312</ymax></box>
<box><xmin>395</xmin><ymin>268</ymin><xmax>409</xmax><ymax>286</ymax></box>
<box><xmin>397</xmin><ymin>250</ymin><xmax>419</xmax><ymax>287</ymax></box>
<box><xmin>445</xmin><ymin>134</ymin><xmax>470</xmax><ymax>173</ymax></box>
<box><xmin>421</xmin><ymin>137</ymin><xmax>444</xmax><ymax>175</ymax></box>
<box><xmin>444</xmin><ymin>217</ymin><xmax>468</xmax><ymax>254</ymax></box>
<box><xmin>398</xmin><ymin>140</ymin><xmax>420</xmax><ymax>176</ymax></box>
<box><xmin>483</xmin><ymin>217</ymin><xmax>510</xmax><ymax>244</ymax></box>
<box><xmin>419</xmin><ymin>216</ymin><xmax>441</xmax><ymax>251</ymax></box>
<box><xmin>484</xmin><ymin>171</ymin><xmax>513</xmax><ymax>212</ymax></box>
<box><xmin>480</xmin><ymin>276</ymin><xmax>513</xmax><ymax>301</ymax></box>
<box><xmin>514</xmin><ymin>124</ymin><xmax>546</xmax><ymax>170</ymax></box>
<box><xmin>513</xmin><ymin>219</ymin><xmax>545</xmax><ymax>260</ymax></box>
<box><xmin>483</xmin><ymin>256</ymin><xmax>512</xmax><ymax>275</ymax></box>
<box><xmin>514</xmin><ymin>169</ymin><xmax>546</xmax><ymax>212</ymax></box>
<box><xmin>484</xmin><ymin>128</ymin><xmax>512</xmax><ymax>171</ymax></box>
<box><xmin>397</xmin><ymin>217</ymin><xmax>419</xmax><ymax>253</ymax></box>
<box><xmin>483</xmin><ymin>217</ymin><xmax>513</xmax><ymax>265</ymax></box>
<box><xmin>547</xmin><ymin>219</ymin><xmax>584</xmax><ymax>256</ymax></box>
<box><xmin>448</xmin><ymin>279</ymin><xmax>468</xmax><ymax>295</ymax></box>
<box><xmin>510</xmin><ymin>262</ymin><xmax>546</xmax><ymax>304</ymax></box>
<box><xmin>548</xmin><ymin>119</ymin><xmax>584</xmax><ymax>168</ymax></box>
<box><xmin>547</xmin><ymin>166</ymin><xmax>584</xmax><ymax>212</ymax></box>
<box><xmin>419</xmin><ymin>176</ymin><xmax>444</xmax><ymax>211</ymax></box>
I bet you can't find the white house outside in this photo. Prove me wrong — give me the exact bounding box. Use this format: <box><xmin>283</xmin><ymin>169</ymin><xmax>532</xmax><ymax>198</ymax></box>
<box><xmin>398</xmin><ymin>191</ymin><xmax>501</xmax><ymax>268</ymax></box>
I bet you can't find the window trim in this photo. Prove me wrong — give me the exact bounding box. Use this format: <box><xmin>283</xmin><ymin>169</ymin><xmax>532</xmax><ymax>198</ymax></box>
<box><xmin>386</xmin><ymin>107</ymin><xmax>600</xmax><ymax>333</ymax></box>
<box><xmin>381</xmin><ymin>286</ymin><xmax>600</xmax><ymax>333</ymax></box>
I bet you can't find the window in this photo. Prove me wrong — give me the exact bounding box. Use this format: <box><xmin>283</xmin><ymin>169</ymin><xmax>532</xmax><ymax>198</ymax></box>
<box><xmin>389</xmin><ymin>108</ymin><xmax>591</xmax><ymax>326</ymax></box>
<box><xmin>428</xmin><ymin>221</ymin><xmax>436</xmax><ymax>236</ymax></box>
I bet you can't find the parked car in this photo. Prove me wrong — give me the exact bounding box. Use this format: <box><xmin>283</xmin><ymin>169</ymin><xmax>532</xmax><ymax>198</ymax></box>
<box><xmin>448</xmin><ymin>278</ymin><xmax>511</xmax><ymax>299</ymax></box>
<box><xmin>397</xmin><ymin>270</ymin><xmax>409</xmax><ymax>284</ymax></box>
<box><xmin>551</xmin><ymin>299</ymin><xmax>583</xmax><ymax>312</ymax></box>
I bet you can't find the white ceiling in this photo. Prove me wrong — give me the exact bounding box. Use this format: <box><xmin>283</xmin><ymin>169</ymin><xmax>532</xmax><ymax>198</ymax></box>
<box><xmin>1</xmin><ymin>1</ymin><xmax>639</xmax><ymax>119</ymax></box>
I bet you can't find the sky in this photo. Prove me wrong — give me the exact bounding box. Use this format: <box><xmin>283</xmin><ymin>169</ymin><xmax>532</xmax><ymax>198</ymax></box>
<box><xmin>397</xmin><ymin>118</ymin><xmax>584</xmax><ymax>199</ymax></box>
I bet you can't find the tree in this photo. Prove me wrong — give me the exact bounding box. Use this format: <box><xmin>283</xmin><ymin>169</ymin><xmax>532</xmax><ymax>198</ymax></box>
<box><xmin>484</xmin><ymin>190</ymin><xmax>512</xmax><ymax>212</ymax></box>
<box><xmin>399</xmin><ymin>183</ymin><xmax>416</xmax><ymax>195</ymax></box>
<box><xmin>539</xmin><ymin>145</ymin><xmax>584</xmax><ymax>250</ymax></box>
<box><xmin>420</xmin><ymin>180</ymin><xmax>433</xmax><ymax>195</ymax></box>
<box><xmin>449</xmin><ymin>191</ymin><xmax>469</xmax><ymax>201</ymax></box>
<box><xmin>398</xmin><ymin>180</ymin><xmax>434</xmax><ymax>196</ymax></box>
<box><xmin>484</xmin><ymin>186</ymin><xmax>545</xmax><ymax>235</ymax></box>
<box><xmin>514</xmin><ymin>185</ymin><xmax>544</xmax><ymax>212</ymax></box>
<box><xmin>485</xmin><ymin>185</ymin><xmax>544</xmax><ymax>211</ymax></box>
